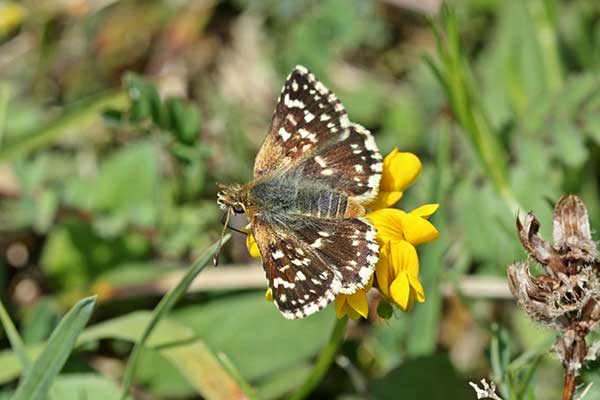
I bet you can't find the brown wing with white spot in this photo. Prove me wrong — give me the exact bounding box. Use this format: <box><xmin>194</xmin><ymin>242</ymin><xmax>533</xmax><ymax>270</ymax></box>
<box><xmin>251</xmin><ymin>214</ymin><xmax>378</xmax><ymax>320</ymax></box>
<box><xmin>253</xmin><ymin>65</ymin><xmax>350</xmax><ymax>178</ymax></box>
<box><xmin>294</xmin><ymin>123</ymin><xmax>382</xmax><ymax>204</ymax></box>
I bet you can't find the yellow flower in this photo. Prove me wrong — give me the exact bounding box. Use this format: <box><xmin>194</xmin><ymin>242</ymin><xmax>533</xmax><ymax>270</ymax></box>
<box><xmin>246</xmin><ymin>233</ymin><xmax>273</xmax><ymax>301</ymax></box>
<box><xmin>367</xmin><ymin>205</ymin><xmax>438</xmax><ymax>312</ymax></box>
<box><xmin>331</xmin><ymin>149</ymin><xmax>438</xmax><ymax>319</ymax></box>
<box><xmin>367</xmin><ymin>206</ymin><xmax>439</xmax><ymax>246</ymax></box>
<box><xmin>367</xmin><ymin>148</ymin><xmax>421</xmax><ymax>210</ymax></box>
<box><xmin>334</xmin><ymin>275</ymin><xmax>373</xmax><ymax>320</ymax></box>
<box><xmin>246</xmin><ymin>232</ymin><xmax>261</xmax><ymax>259</ymax></box>
<box><xmin>376</xmin><ymin>241</ymin><xmax>425</xmax><ymax>311</ymax></box>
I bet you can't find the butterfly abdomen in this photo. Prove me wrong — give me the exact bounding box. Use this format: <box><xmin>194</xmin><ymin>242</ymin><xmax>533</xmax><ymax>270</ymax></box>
<box><xmin>296</xmin><ymin>188</ymin><xmax>348</xmax><ymax>218</ymax></box>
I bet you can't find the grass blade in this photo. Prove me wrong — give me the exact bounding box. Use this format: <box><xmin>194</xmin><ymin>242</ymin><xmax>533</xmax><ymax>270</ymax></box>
<box><xmin>0</xmin><ymin>90</ymin><xmax>128</xmax><ymax>161</ymax></box>
<box><xmin>12</xmin><ymin>296</ymin><xmax>96</xmax><ymax>400</ymax></box>
<box><xmin>0</xmin><ymin>300</ymin><xmax>31</xmax><ymax>373</ymax></box>
<box><xmin>120</xmin><ymin>234</ymin><xmax>231</xmax><ymax>399</ymax></box>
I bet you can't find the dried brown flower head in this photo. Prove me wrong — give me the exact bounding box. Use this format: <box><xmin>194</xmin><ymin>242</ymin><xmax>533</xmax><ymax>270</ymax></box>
<box><xmin>507</xmin><ymin>195</ymin><xmax>600</xmax><ymax>399</ymax></box>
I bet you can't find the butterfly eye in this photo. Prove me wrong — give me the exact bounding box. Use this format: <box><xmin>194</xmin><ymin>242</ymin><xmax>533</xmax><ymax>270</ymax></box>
<box><xmin>232</xmin><ymin>204</ymin><xmax>245</xmax><ymax>214</ymax></box>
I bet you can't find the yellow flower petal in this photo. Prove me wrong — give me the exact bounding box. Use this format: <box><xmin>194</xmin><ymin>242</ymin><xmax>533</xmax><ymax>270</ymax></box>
<box><xmin>375</xmin><ymin>242</ymin><xmax>392</xmax><ymax>297</ymax></box>
<box><xmin>367</xmin><ymin>208</ymin><xmax>405</xmax><ymax>243</ymax></box>
<box><xmin>381</xmin><ymin>149</ymin><xmax>421</xmax><ymax>193</ymax></box>
<box><xmin>334</xmin><ymin>296</ymin><xmax>347</xmax><ymax>318</ymax></box>
<box><xmin>389</xmin><ymin>240</ymin><xmax>420</xmax><ymax>276</ymax></box>
<box><xmin>246</xmin><ymin>233</ymin><xmax>261</xmax><ymax>259</ymax></box>
<box><xmin>399</xmin><ymin>212</ymin><xmax>439</xmax><ymax>246</ymax></box>
<box><xmin>408</xmin><ymin>274</ymin><xmax>425</xmax><ymax>303</ymax></box>
<box><xmin>390</xmin><ymin>272</ymin><xmax>411</xmax><ymax>310</ymax></box>
<box><xmin>265</xmin><ymin>288</ymin><xmax>273</xmax><ymax>302</ymax></box>
<box><xmin>410</xmin><ymin>204</ymin><xmax>439</xmax><ymax>219</ymax></box>
<box><xmin>334</xmin><ymin>296</ymin><xmax>363</xmax><ymax>320</ymax></box>
<box><xmin>405</xmin><ymin>291</ymin><xmax>415</xmax><ymax>312</ymax></box>
<box><xmin>367</xmin><ymin>191</ymin><xmax>403</xmax><ymax>210</ymax></box>
<box><xmin>346</xmin><ymin>306</ymin><xmax>362</xmax><ymax>320</ymax></box>
<box><xmin>346</xmin><ymin>290</ymin><xmax>369</xmax><ymax>319</ymax></box>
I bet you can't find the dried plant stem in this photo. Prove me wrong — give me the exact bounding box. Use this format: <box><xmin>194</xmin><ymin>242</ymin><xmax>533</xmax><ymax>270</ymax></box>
<box><xmin>561</xmin><ymin>331</ymin><xmax>588</xmax><ymax>400</ymax></box>
<box><xmin>563</xmin><ymin>372</ymin><xmax>576</xmax><ymax>400</ymax></box>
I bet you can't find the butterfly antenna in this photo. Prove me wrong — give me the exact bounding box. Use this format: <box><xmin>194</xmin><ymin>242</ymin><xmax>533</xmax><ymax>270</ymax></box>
<box><xmin>213</xmin><ymin>208</ymin><xmax>232</xmax><ymax>267</ymax></box>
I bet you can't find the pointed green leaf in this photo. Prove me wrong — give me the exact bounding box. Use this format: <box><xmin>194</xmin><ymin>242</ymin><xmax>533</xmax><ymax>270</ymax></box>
<box><xmin>12</xmin><ymin>296</ymin><xmax>96</xmax><ymax>400</ymax></box>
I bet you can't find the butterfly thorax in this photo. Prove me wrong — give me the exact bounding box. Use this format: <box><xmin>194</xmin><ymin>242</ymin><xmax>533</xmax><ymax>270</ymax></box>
<box><xmin>241</xmin><ymin>175</ymin><xmax>366</xmax><ymax>219</ymax></box>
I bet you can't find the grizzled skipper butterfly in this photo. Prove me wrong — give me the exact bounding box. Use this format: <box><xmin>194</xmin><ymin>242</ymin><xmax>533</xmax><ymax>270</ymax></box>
<box><xmin>217</xmin><ymin>66</ymin><xmax>382</xmax><ymax>319</ymax></box>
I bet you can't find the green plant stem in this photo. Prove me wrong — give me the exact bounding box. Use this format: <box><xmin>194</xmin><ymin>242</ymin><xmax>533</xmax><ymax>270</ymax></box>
<box><xmin>120</xmin><ymin>235</ymin><xmax>230</xmax><ymax>400</ymax></box>
<box><xmin>289</xmin><ymin>316</ymin><xmax>348</xmax><ymax>400</ymax></box>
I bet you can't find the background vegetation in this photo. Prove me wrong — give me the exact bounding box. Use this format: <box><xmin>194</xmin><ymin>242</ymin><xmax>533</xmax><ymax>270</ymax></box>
<box><xmin>0</xmin><ymin>0</ymin><xmax>599</xmax><ymax>398</ymax></box>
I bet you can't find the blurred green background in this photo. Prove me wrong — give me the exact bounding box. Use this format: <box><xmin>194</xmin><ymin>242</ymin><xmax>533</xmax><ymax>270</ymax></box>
<box><xmin>0</xmin><ymin>0</ymin><xmax>599</xmax><ymax>399</ymax></box>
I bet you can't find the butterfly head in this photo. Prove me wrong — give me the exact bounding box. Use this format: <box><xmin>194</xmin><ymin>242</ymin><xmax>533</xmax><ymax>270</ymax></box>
<box><xmin>217</xmin><ymin>184</ymin><xmax>246</xmax><ymax>214</ymax></box>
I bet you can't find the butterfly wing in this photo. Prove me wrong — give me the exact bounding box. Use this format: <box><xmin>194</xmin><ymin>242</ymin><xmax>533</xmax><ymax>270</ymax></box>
<box><xmin>251</xmin><ymin>213</ymin><xmax>378</xmax><ymax>319</ymax></box>
<box><xmin>254</xmin><ymin>65</ymin><xmax>350</xmax><ymax>178</ymax></box>
<box><xmin>254</xmin><ymin>65</ymin><xmax>382</xmax><ymax>203</ymax></box>
<box><xmin>293</xmin><ymin>123</ymin><xmax>382</xmax><ymax>203</ymax></box>
<box><xmin>249</xmin><ymin>65</ymin><xmax>382</xmax><ymax>320</ymax></box>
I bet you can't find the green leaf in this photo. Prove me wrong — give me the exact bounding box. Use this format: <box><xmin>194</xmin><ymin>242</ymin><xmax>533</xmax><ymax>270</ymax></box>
<box><xmin>550</xmin><ymin>119</ymin><xmax>588</xmax><ymax>168</ymax></box>
<box><xmin>12</xmin><ymin>296</ymin><xmax>96</xmax><ymax>400</ymax></box>
<box><xmin>21</xmin><ymin>298</ymin><xmax>61</xmax><ymax>344</ymax></box>
<box><xmin>173</xmin><ymin>291</ymin><xmax>337</xmax><ymax>382</ymax></box>
<box><xmin>125</xmin><ymin>74</ymin><xmax>166</xmax><ymax>126</ymax></box>
<box><xmin>135</xmin><ymin>349</ymin><xmax>196</xmax><ymax>397</ymax></box>
<box><xmin>165</xmin><ymin>98</ymin><xmax>201</xmax><ymax>145</ymax></box>
<box><xmin>370</xmin><ymin>354</ymin><xmax>471</xmax><ymax>399</ymax></box>
<box><xmin>0</xmin><ymin>300</ymin><xmax>31</xmax><ymax>373</ymax></box>
<box><xmin>93</xmin><ymin>139</ymin><xmax>161</xmax><ymax>227</ymax></box>
<box><xmin>41</xmin><ymin>220</ymin><xmax>149</xmax><ymax>296</ymax></box>
<box><xmin>255</xmin><ymin>364</ymin><xmax>312</xmax><ymax>400</ymax></box>
<box><xmin>583</xmin><ymin>113</ymin><xmax>600</xmax><ymax>146</ymax></box>
<box><xmin>0</xmin><ymin>311</ymin><xmax>246</xmax><ymax>399</ymax></box>
<box><xmin>50</xmin><ymin>374</ymin><xmax>131</xmax><ymax>400</ymax></box>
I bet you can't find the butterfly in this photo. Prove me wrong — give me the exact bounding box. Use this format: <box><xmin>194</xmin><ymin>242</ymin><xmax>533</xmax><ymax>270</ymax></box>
<box><xmin>217</xmin><ymin>65</ymin><xmax>382</xmax><ymax>319</ymax></box>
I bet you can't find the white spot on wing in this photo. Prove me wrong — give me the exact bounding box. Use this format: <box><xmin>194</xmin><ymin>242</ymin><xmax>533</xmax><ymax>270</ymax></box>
<box><xmin>314</xmin><ymin>156</ymin><xmax>327</xmax><ymax>167</ymax></box>
<box><xmin>311</xmin><ymin>238</ymin><xmax>323</xmax><ymax>248</ymax></box>
<box><xmin>273</xmin><ymin>277</ymin><xmax>295</xmax><ymax>289</ymax></box>
<box><xmin>296</xmin><ymin>271</ymin><xmax>306</xmax><ymax>281</ymax></box>
<box><xmin>279</xmin><ymin>127</ymin><xmax>291</xmax><ymax>141</ymax></box>
<box><xmin>359</xmin><ymin>266</ymin><xmax>373</xmax><ymax>282</ymax></box>
<box><xmin>273</xmin><ymin>250</ymin><xmax>284</xmax><ymax>260</ymax></box>
<box><xmin>299</xmin><ymin>128</ymin><xmax>311</xmax><ymax>138</ymax></box>
<box><xmin>284</xmin><ymin>93</ymin><xmax>305</xmax><ymax>108</ymax></box>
